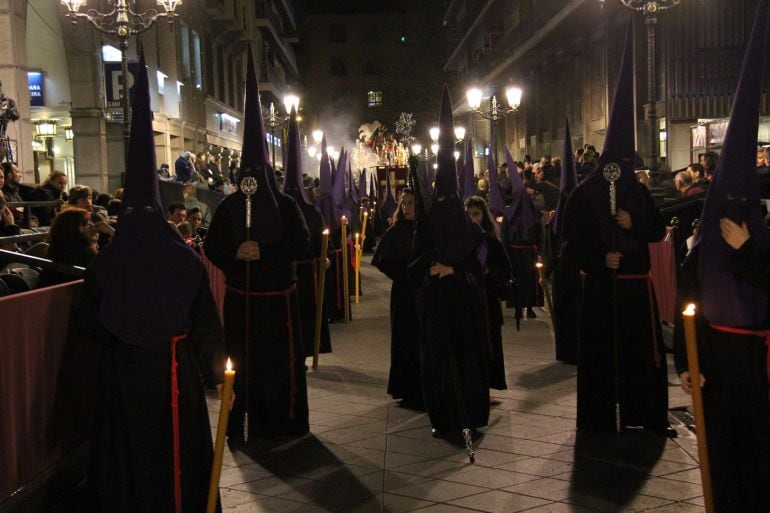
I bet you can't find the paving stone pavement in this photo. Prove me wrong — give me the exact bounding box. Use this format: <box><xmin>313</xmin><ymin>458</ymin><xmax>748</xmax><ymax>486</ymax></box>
<box><xmin>209</xmin><ymin>258</ymin><xmax>705</xmax><ymax>513</ymax></box>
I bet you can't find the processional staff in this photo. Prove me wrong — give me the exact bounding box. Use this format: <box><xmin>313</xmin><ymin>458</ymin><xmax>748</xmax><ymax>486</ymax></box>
<box><xmin>603</xmin><ymin>162</ymin><xmax>622</xmax><ymax>434</ymax></box>
<box><xmin>240</xmin><ymin>175</ymin><xmax>258</xmax><ymax>441</ymax></box>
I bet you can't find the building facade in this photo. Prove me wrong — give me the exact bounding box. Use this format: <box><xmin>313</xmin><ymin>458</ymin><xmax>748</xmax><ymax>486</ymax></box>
<box><xmin>0</xmin><ymin>0</ymin><xmax>298</xmax><ymax>193</ymax></box>
<box><xmin>297</xmin><ymin>0</ymin><xmax>448</xmax><ymax>157</ymax></box>
<box><xmin>443</xmin><ymin>0</ymin><xmax>770</xmax><ymax>175</ymax></box>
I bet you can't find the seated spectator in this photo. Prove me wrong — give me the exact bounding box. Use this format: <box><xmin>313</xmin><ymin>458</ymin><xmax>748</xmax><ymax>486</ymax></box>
<box><xmin>686</xmin><ymin>163</ymin><xmax>708</xmax><ymax>195</ymax></box>
<box><xmin>39</xmin><ymin>208</ymin><xmax>105</xmax><ymax>286</ymax></box>
<box><xmin>94</xmin><ymin>192</ymin><xmax>113</xmax><ymax>210</ymax></box>
<box><xmin>67</xmin><ymin>185</ymin><xmax>94</xmax><ymax>210</ymax></box>
<box><xmin>113</xmin><ymin>187</ymin><xmax>124</xmax><ymax>200</ymax></box>
<box><xmin>186</xmin><ymin>206</ymin><xmax>208</xmax><ymax>240</ymax></box>
<box><xmin>757</xmin><ymin>147</ymin><xmax>770</xmax><ymax>177</ymax></box>
<box><xmin>166</xmin><ymin>201</ymin><xmax>187</xmax><ymax>225</ymax></box>
<box><xmin>106</xmin><ymin>199</ymin><xmax>121</xmax><ymax>218</ymax></box>
<box><xmin>30</xmin><ymin>170</ymin><xmax>68</xmax><ymax>226</ymax></box>
<box><xmin>674</xmin><ymin>171</ymin><xmax>693</xmax><ymax>196</ymax></box>
<box><xmin>175</xmin><ymin>151</ymin><xmax>195</xmax><ymax>184</ymax></box>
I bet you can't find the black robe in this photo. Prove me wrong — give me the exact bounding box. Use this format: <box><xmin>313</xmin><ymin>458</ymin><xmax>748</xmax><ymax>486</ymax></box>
<box><xmin>77</xmin><ymin>272</ymin><xmax>226</xmax><ymax>513</ymax></box>
<box><xmin>372</xmin><ymin>219</ymin><xmax>422</xmax><ymax>405</ymax></box>
<box><xmin>562</xmin><ymin>184</ymin><xmax>669</xmax><ymax>432</ymax></box>
<box><xmin>205</xmin><ymin>194</ymin><xmax>311</xmax><ymax>438</ymax></box>
<box><xmin>481</xmin><ymin>232</ymin><xmax>512</xmax><ymax>390</ymax></box>
<box><xmin>544</xmin><ymin>227</ymin><xmax>581</xmax><ymax>364</ymax></box>
<box><xmin>501</xmin><ymin>223</ymin><xmax>540</xmax><ymax>311</ymax></box>
<box><xmin>409</xmin><ymin>241</ymin><xmax>490</xmax><ymax>432</ymax></box>
<box><xmin>673</xmin><ymin>241</ymin><xmax>770</xmax><ymax>513</ymax></box>
<box><xmin>295</xmin><ymin>207</ymin><xmax>332</xmax><ymax>357</ymax></box>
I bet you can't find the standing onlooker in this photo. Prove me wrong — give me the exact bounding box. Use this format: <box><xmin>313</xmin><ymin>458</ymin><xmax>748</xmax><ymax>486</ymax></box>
<box><xmin>673</xmin><ymin>171</ymin><xmax>693</xmax><ymax>197</ymax></box>
<box><xmin>166</xmin><ymin>201</ymin><xmax>187</xmax><ymax>225</ymax></box>
<box><xmin>174</xmin><ymin>151</ymin><xmax>194</xmax><ymax>184</ymax></box>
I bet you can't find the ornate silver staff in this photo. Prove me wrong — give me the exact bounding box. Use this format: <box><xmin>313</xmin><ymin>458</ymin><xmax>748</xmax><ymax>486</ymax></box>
<box><xmin>602</xmin><ymin>162</ymin><xmax>622</xmax><ymax>434</ymax></box>
<box><xmin>240</xmin><ymin>174</ymin><xmax>258</xmax><ymax>442</ymax></box>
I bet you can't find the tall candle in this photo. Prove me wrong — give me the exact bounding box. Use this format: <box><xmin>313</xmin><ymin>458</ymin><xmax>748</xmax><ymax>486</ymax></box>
<box><xmin>207</xmin><ymin>358</ymin><xmax>235</xmax><ymax>513</ymax></box>
<box><xmin>341</xmin><ymin>216</ymin><xmax>350</xmax><ymax>323</ymax></box>
<box><xmin>313</xmin><ymin>229</ymin><xmax>330</xmax><ymax>370</ymax></box>
<box><xmin>682</xmin><ymin>304</ymin><xmax>714</xmax><ymax>513</ymax></box>
<box><xmin>354</xmin><ymin>233</ymin><xmax>361</xmax><ymax>304</ymax></box>
<box><xmin>361</xmin><ymin>211</ymin><xmax>369</xmax><ymax>248</ymax></box>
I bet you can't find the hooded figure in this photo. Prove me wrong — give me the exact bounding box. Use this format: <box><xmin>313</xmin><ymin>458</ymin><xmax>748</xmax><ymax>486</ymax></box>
<box><xmin>462</xmin><ymin>139</ymin><xmax>476</xmax><ymax>201</ymax></box>
<box><xmin>674</xmin><ymin>2</ymin><xmax>770</xmax><ymax>510</ymax></box>
<box><xmin>282</xmin><ymin>109</ymin><xmax>332</xmax><ymax>358</ymax></box>
<box><xmin>80</xmin><ymin>49</ymin><xmax>226</xmax><ymax>513</ymax></box>
<box><xmin>501</xmin><ymin>148</ymin><xmax>541</xmax><ymax>319</ymax></box>
<box><xmin>408</xmin><ymin>85</ymin><xmax>488</xmax><ymax>439</ymax></box>
<box><xmin>561</xmin><ymin>19</ymin><xmax>668</xmax><ymax>434</ymax></box>
<box><xmin>206</xmin><ymin>48</ymin><xmax>310</xmax><ymax>440</ymax></box>
<box><xmin>379</xmin><ymin>167</ymin><xmax>398</xmax><ymax>226</ymax></box>
<box><xmin>486</xmin><ymin>150</ymin><xmax>505</xmax><ymax>217</ymax></box>
<box><xmin>548</xmin><ymin>118</ymin><xmax>581</xmax><ymax>364</ymax></box>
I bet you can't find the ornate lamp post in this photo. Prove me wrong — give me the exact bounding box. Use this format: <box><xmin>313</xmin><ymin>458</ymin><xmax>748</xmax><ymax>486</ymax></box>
<box><xmin>60</xmin><ymin>0</ymin><xmax>182</xmax><ymax>165</ymax></box>
<box><xmin>264</xmin><ymin>94</ymin><xmax>299</xmax><ymax>170</ymax></box>
<box><xmin>466</xmin><ymin>86</ymin><xmax>522</xmax><ymax>161</ymax></box>
<box><xmin>617</xmin><ymin>0</ymin><xmax>680</xmax><ymax>182</ymax></box>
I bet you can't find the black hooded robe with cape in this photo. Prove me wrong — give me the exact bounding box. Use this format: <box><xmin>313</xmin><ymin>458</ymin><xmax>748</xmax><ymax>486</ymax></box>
<box><xmin>77</xmin><ymin>275</ymin><xmax>225</xmax><ymax>513</ymax></box>
<box><xmin>480</xmin><ymin>231</ymin><xmax>512</xmax><ymax>390</ymax></box>
<box><xmin>562</xmin><ymin>183</ymin><xmax>669</xmax><ymax>432</ymax></box>
<box><xmin>205</xmin><ymin>194</ymin><xmax>311</xmax><ymax>438</ymax></box>
<box><xmin>372</xmin><ymin>218</ymin><xmax>423</xmax><ymax>406</ymax></box>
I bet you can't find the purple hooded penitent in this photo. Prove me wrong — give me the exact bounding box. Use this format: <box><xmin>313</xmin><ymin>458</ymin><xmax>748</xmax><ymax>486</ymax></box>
<box><xmin>429</xmin><ymin>85</ymin><xmax>483</xmax><ymax>265</ymax></box>
<box><xmin>283</xmin><ymin>108</ymin><xmax>319</xmax><ymax>220</ymax></box>
<box><xmin>552</xmin><ymin>118</ymin><xmax>578</xmax><ymax>236</ymax></box>
<box><xmin>333</xmin><ymin>149</ymin><xmax>350</xmax><ymax>219</ymax></box>
<box><xmin>699</xmin><ymin>0</ymin><xmax>770</xmax><ymax>327</ymax></box>
<box><xmin>379</xmin><ymin>166</ymin><xmax>397</xmax><ymax>221</ymax></box>
<box><xmin>575</xmin><ymin>18</ymin><xmax>645</xmax><ymax>253</ymax></box>
<box><xmin>358</xmin><ymin>168</ymin><xmax>367</xmax><ymax>201</ymax></box>
<box><xmin>89</xmin><ymin>49</ymin><xmax>204</xmax><ymax>348</ymax></box>
<box><xmin>317</xmin><ymin>136</ymin><xmax>340</xmax><ymax>230</ymax></box>
<box><xmin>503</xmin><ymin>148</ymin><xmax>541</xmax><ymax>239</ymax></box>
<box><xmin>486</xmin><ymin>150</ymin><xmax>505</xmax><ymax>216</ymax></box>
<box><xmin>463</xmin><ymin>139</ymin><xmax>476</xmax><ymax>201</ymax></box>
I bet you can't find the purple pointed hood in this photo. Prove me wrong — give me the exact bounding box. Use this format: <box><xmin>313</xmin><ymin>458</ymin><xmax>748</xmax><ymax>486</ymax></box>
<box><xmin>333</xmin><ymin>148</ymin><xmax>348</xmax><ymax>208</ymax></box>
<box><xmin>552</xmin><ymin>118</ymin><xmax>578</xmax><ymax>236</ymax></box>
<box><xmin>317</xmin><ymin>137</ymin><xmax>340</xmax><ymax>229</ymax></box>
<box><xmin>358</xmin><ymin>168</ymin><xmax>367</xmax><ymax>201</ymax></box>
<box><xmin>430</xmin><ymin>85</ymin><xmax>483</xmax><ymax>265</ymax></box>
<box><xmin>699</xmin><ymin>0</ymin><xmax>770</xmax><ymax>327</ymax></box>
<box><xmin>462</xmin><ymin>139</ymin><xmax>476</xmax><ymax>200</ymax></box>
<box><xmin>576</xmin><ymin>18</ymin><xmax>645</xmax><ymax>252</ymax></box>
<box><xmin>221</xmin><ymin>49</ymin><xmax>282</xmax><ymax>244</ymax></box>
<box><xmin>379</xmin><ymin>166</ymin><xmax>397</xmax><ymax>221</ymax></box>
<box><xmin>90</xmin><ymin>49</ymin><xmax>204</xmax><ymax>348</ymax></box>
<box><xmin>503</xmin><ymin>147</ymin><xmax>541</xmax><ymax>239</ymax></box>
<box><xmin>283</xmin><ymin>107</ymin><xmax>319</xmax><ymax>218</ymax></box>
<box><xmin>486</xmin><ymin>150</ymin><xmax>505</xmax><ymax>216</ymax></box>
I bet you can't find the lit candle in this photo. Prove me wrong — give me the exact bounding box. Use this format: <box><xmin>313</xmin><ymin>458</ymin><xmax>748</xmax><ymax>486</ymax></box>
<box><xmin>354</xmin><ymin>233</ymin><xmax>361</xmax><ymax>304</ymax></box>
<box><xmin>535</xmin><ymin>262</ymin><xmax>554</xmax><ymax>327</ymax></box>
<box><xmin>682</xmin><ymin>304</ymin><xmax>714</xmax><ymax>513</ymax></box>
<box><xmin>313</xmin><ymin>229</ymin><xmax>330</xmax><ymax>370</ymax></box>
<box><xmin>207</xmin><ymin>358</ymin><xmax>235</xmax><ymax>513</ymax></box>
<box><xmin>361</xmin><ymin>211</ymin><xmax>369</xmax><ymax>248</ymax></box>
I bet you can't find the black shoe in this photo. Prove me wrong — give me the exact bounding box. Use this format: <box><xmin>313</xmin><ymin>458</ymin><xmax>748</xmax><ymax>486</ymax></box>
<box><xmin>526</xmin><ymin>308</ymin><xmax>537</xmax><ymax>319</ymax></box>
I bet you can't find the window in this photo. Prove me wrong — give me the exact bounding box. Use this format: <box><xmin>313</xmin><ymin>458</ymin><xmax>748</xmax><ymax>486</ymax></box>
<box><xmin>362</xmin><ymin>60</ymin><xmax>380</xmax><ymax>76</ymax></box>
<box><xmin>328</xmin><ymin>23</ymin><xmax>347</xmax><ymax>42</ymax></box>
<box><xmin>157</xmin><ymin>70</ymin><xmax>167</xmax><ymax>95</ymax></box>
<box><xmin>330</xmin><ymin>57</ymin><xmax>347</xmax><ymax>76</ymax></box>
<box><xmin>367</xmin><ymin>90</ymin><xmax>383</xmax><ymax>108</ymax></box>
<box><xmin>179</xmin><ymin>22</ymin><xmax>191</xmax><ymax>82</ymax></box>
<box><xmin>192</xmin><ymin>31</ymin><xmax>202</xmax><ymax>90</ymax></box>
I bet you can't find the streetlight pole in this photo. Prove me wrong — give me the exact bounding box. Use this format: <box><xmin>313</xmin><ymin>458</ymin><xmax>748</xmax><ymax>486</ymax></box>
<box><xmin>617</xmin><ymin>0</ymin><xmax>680</xmax><ymax>183</ymax></box>
<box><xmin>466</xmin><ymin>86</ymin><xmax>522</xmax><ymax>163</ymax></box>
<box><xmin>60</xmin><ymin>0</ymin><xmax>182</xmax><ymax>167</ymax></box>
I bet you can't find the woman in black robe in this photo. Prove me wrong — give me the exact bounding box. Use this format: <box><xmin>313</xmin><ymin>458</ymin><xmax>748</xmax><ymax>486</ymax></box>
<box><xmin>465</xmin><ymin>195</ymin><xmax>512</xmax><ymax>390</ymax></box>
<box><xmin>372</xmin><ymin>189</ymin><xmax>422</xmax><ymax>406</ymax></box>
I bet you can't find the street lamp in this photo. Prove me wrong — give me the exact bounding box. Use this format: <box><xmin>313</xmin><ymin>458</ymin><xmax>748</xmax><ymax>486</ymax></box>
<box><xmin>466</xmin><ymin>85</ymin><xmax>522</xmax><ymax>160</ymax></box>
<box><xmin>264</xmin><ymin>94</ymin><xmax>300</xmax><ymax>170</ymax></box>
<box><xmin>616</xmin><ymin>0</ymin><xmax>680</xmax><ymax>182</ymax></box>
<box><xmin>60</xmin><ymin>0</ymin><xmax>182</xmax><ymax>165</ymax></box>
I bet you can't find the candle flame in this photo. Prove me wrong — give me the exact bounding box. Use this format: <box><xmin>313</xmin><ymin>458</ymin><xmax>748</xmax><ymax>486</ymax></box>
<box><xmin>322</xmin><ymin>228</ymin><xmax>330</xmax><ymax>235</ymax></box>
<box><xmin>355</xmin><ymin>232</ymin><xmax>360</xmax><ymax>238</ymax></box>
<box><xmin>683</xmin><ymin>303</ymin><xmax>696</xmax><ymax>317</ymax></box>
<box><xmin>535</xmin><ymin>262</ymin><xmax>543</xmax><ymax>269</ymax></box>
<box><xmin>226</xmin><ymin>357</ymin><xmax>233</xmax><ymax>371</ymax></box>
